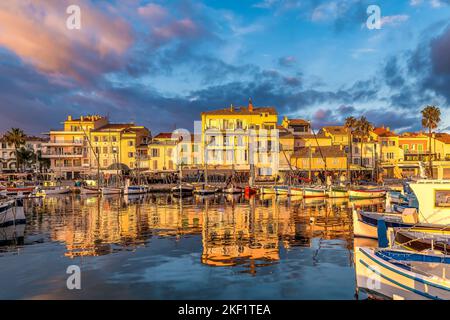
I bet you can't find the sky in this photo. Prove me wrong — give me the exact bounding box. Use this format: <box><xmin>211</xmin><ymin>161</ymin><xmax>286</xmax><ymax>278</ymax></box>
<box><xmin>0</xmin><ymin>0</ymin><xmax>449</xmax><ymax>135</ymax></box>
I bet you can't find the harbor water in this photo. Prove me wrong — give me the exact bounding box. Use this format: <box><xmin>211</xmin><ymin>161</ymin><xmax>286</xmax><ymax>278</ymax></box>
<box><xmin>0</xmin><ymin>194</ymin><xmax>381</xmax><ymax>299</ymax></box>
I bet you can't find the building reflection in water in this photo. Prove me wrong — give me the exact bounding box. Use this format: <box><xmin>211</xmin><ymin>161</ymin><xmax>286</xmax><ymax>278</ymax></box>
<box><xmin>19</xmin><ymin>194</ymin><xmax>384</xmax><ymax>273</ymax></box>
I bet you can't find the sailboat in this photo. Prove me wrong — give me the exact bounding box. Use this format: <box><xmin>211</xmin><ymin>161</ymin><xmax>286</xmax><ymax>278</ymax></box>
<box><xmin>194</xmin><ymin>154</ymin><xmax>218</xmax><ymax>195</ymax></box>
<box><xmin>171</xmin><ymin>164</ymin><xmax>194</xmax><ymax>197</ymax></box>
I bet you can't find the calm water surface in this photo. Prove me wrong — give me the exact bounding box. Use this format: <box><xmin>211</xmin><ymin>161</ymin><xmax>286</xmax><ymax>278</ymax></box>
<box><xmin>0</xmin><ymin>194</ymin><xmax>381</xmax><ymax>299</ymax></box>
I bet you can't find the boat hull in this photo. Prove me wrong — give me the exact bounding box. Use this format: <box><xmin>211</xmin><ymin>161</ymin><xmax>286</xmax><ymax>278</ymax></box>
<box><xmin>328</xmin><ymin>189</ymin><xmax>348</xmax><ymax>198</ymax></box>
<box><xmin>355</xmin><ymin>247</ymin><xmax>450</xmax><ymax>300</ymax></box>
<box><xmin>223</xmin><ymin>187</ymin><xmax>243</xmax><ymax>194</ymax></box>
<box><xmin>0</xmin><ymin>199</ymin><xmax>26</xmax><ymax>228</ymax></box>
<box><xmin>81</xmin><ymin>187</ymin><xmax>100</xmax><ymax>195</ymax></box>
<box><xmin>349</xmin><ymin>189</ymin><xmax>386</xmax><ymax>199</ymax></box>
<box><xmin>102</xmin><ymin>187</ymin><xmax>123</xmax><ymax>195</ymax></box>
<box><xmin>303</xmin><ymin>188</ymin><xmax>326</xmax><ymax>198</ymax></box>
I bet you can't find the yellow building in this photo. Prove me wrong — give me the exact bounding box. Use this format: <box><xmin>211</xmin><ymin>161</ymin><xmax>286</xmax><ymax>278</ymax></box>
<box><xmin>90</xmin><ymin>123</ymin><xmax>150</xmax><ymax>172</ymax></box>
<box><xmin>278</xmin><ymin>128</ymin><xmax>295</xmax><ymax>172</ymax></box>
<box><xmin>319</xmin><ymin>126</ymin><xmax>349</xmax><ymax>146</ymax></box>
<box><xmin>148</xmin><ymin>133</ymin><xmax>178</xmax><ymax>172</ymax></box>
<box><xmin>291</xmin><ymin>145</ymin><xmax>347</xmax><ymax>172</ymax></box>
<box><xmin>43</xmin><ymin>115</ymin><xmax>108</xmax><ymax>179</ymax></box>
<box><xmin>200</xmin><ymin>99</ymin><xmax>279</xmax><ymax>176</ymax></box>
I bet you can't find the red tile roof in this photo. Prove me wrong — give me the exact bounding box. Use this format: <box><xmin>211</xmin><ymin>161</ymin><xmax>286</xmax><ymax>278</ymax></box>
<box><xmin>373</xmin><ymin>127</ymin><xmax>397</xmax><ymax>137</ymax></box>
<box><xmin>293</xmin><ymin>145</ymin><xmax>346</xmax><ymax>158</ymax></box>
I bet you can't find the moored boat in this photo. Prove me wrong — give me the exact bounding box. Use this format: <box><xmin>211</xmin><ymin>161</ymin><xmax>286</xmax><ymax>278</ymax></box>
<box><xmin>274</xmin><ymin>185</ymin><xmax>289</xmax><ymax>195</ymax></box>
<box><xmin>289</xmin><ymin>186</ymin><xmax>304</xmax><ymax>197</ymax></box>
<box><xmin>194</xmin><ymin>185</ymin><xmax>218</xmax><ymax>195</ymax></box>
<box><xmin>223</xmin><ymin>185</ymin><xmax>243</xmax><ymax>194</ymax></box>
<box><xmin>349</xmin><ymin>188</ymin><xmax>386</xmax><ymax>199</ymax></box>
<box><xmin>171</xmin><ymin>184</ymin><xmax>194</xmax><ymax>197</ymax></box>
<box><xmin>244</xmin><ymin>186</ymin><xmax>258</xmax><ymax>196</ymax></box>
<box><xmin>393</xmin><ymin>229</ymin><xmax>450</xmax><ymax>254</ymax></box>
<box><xmin>355</xmin><ymin>247</ymin><xmax>450</xmax><ymax>300</ymax></box>
<box><xmin>80</xmin><ymin>186</ymin><xmax>101</xmax><ymax>195</ymax></box>
<box><xmin>0</xmin><ymin>197</ymin><xmax>26</xmax><ymax>228</ymax></box>
<box><xmin>260</xmin><ymin>186</ymin><xmax>276</xmax><ymax>194</ymax></box>
<box><xmin>303</xmin><ymin>187</ymin><xmax>326</xmax><ymax>198</ymax></box>
<box><xmin>328</xmin><ymin>187</ymin><xmax>348</xmax><ymax>198</ymax></box>
<box><xmin>102</xmin><ymin>187</ymin><xmax>123</xmax><ymax>195</ymax></box>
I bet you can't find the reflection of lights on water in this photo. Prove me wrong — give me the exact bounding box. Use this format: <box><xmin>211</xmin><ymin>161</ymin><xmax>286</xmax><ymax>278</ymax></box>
<box><xmin>14</xmin><ymin>194</ymin><xmax>379</xmax><ymax>271</ymax></box>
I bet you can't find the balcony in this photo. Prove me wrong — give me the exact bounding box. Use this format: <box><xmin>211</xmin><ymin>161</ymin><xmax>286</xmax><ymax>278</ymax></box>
<box><xmin>42</xmin><ymin>141</ymin><xmax>84</xmax><ymax>147</ymax></box>
<box><xmin>42</xmin><ymin>152</ymin><xmax>86</xmax><ymax>159</ymax></box>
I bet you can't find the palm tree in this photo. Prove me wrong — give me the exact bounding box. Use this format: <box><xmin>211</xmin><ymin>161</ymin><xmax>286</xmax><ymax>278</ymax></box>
<box><xmin>4</xmin><ymin>128</ymin><xmax>26</xmax><ymax>172</ymax></box>
<box><xmin>16</xmin><ymin>147</ymin><xmax>35</xmax><ymax>171</ymax></box>
<box><xmin>355</xmin><ymin>116</ymin><xmax>374</xmax><ymax>168</ymax></box>
<box><xmin>421</xmin><ymin>105</ymin><xmax>441</xmax><ymax>178</ymax></box>
<box><xmin>345</xmin><ymin>116</ymin><xmax>357</xmax><ymax>182</ymax></box>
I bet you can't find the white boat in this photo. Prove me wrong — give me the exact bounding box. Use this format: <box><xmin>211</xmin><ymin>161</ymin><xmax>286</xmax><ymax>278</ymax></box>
<box><xmin>0</xmin><ymin>197</ymin><xmax>26</xmax><ymax>228</ymax></box>
<box><xmin>328</xmin><ymin>187</ymin><xmax>348</xmax><ymax>198</ymax></box>
<box><xmin>171</xmin><ymin>184</ymin><xmax>194</xmax><ymax>197</ymax></box>
<box><xmin>194</xmin><ymin>185</ymin><xmax>218</xmax><ymax>195</ymax></box>
<box><xmin>34</xmin><ymin>185</ymin><xmax>71</xmax><ymax>196</ymax></box>
<box><xmin>349</xmin><ymin>188</ymin><xmax>386</xmax><ymax>199</ymax></box>
<box><xmin>223</xmin><ymin>185</ymin><xmax>243</xmax><ymax>194</ymax></box>
<box><xmin>353</xmin><ymin>180</ymin><xmax>450</xmax><ymax>239</ymax></box>
<box><xmin>303</xmin><ymin>187</ymin><xmax>327</xmax><ymax>198</ymax></box>
<box><xmin>355</xmin><ymin>247</ymin><xmax>450</xmax><ymax>300</ymax></box>
<box><xmin>102</xmin><ymin>187</ymin><xmax>123</xmax><ymax>195</ymax></box>
<box><xmin>80</xmin><ymin>186</ymin><xmax>101</xmax><ymax>195</ymax></box>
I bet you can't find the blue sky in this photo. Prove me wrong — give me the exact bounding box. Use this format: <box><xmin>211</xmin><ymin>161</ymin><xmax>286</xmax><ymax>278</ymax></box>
<box><xmin>0</xmin><ymin>0</ymin><xmax>449</xmax><ymax>135</ymax></box>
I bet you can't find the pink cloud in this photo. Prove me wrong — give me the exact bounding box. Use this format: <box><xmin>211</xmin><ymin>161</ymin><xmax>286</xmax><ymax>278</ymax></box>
<box><xmin>138</xmin><ymin>3</ymin><xmax>168</xmax><ymax>24</ymax></box>
<box><xmin>0</xmin><ymin>0</ymin><xmax>134</xmax><ymax>82</ymax></box>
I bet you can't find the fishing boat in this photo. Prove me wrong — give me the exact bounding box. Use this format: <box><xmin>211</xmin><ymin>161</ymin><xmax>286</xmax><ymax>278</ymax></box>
<box><xmin>349</xmin><ymin>188</ymin><xmax>386</xmax><ymax>199</ymax></box>
<box><xmin>353</xmin><ymin>180</ymin><xmax>450</xmax><ymax>239</ymax></box>
<box><xmin>274</xmin><ymin>185</ymin><xmax>289</xmax><ymax>195</ymax></box>
<box><xmin>303</xmin><ymin>186</ymin><xmax>327</xmax><ymax>198</ymax></box>
<box><xmin>33</xmin><ymin>185</ymin><xmax>71</xmax><ymax>196</ymax></box>
<box><xmin>289</xmin><ymin>186</ymin><xmax>304</xmax><ymax>197</ymax></box>
<box><xmin>260</xmin><ymin>186</ymin><xmax>276</xmax><ymax>194</ymax></box>
<box><xmin>0</xmin><ymin>197</ymin><xmax>26</xmax><ymax>228</ymax></box>
<box><xmin>171</xmin><ymin>184</ymin><xmax>194</xmax><ymax>197</ymax></box>
<box><xmin>223</xmin><ymin>185</ymin><xmax>243</xmax><ymax>194</ymax></box>
<box><xmin>194</xmin><ymin>184</ymin><xmax>218</xmax><ymax>195</ymax></box>
<box><xmin>102</xmin><ymin>187</ymin><xmax>123</xmax><ymax>195</ymax></box>
<box><xmin>393</xmin><ymin>229</ymin><xmax>450</xmax><ymax>254</ymax></box>
<box><xmin>327</xmin><ymin>186</ymin><xmax>348</xmax><ymax>198</ymax></box>
<box><xmin>80</xmin><ymin>186</ymin><xmax>101</xmax><ymax>195</ymax></box>
<box><xmin>355</xmin><ymin>247</ymin><xmax>450</xmax><ymax>300</ymax></box>
<box><xmin>2</xmin><ymin>186</ymin><xmax>35</xmax><ymax>196</ymax></box>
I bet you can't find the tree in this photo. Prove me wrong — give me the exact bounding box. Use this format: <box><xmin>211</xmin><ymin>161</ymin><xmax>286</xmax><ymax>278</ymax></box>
<box><xmin>355</xmin><ymin>116</ymin><xmax>374</xmax><ymax>168</ymax></box>
<box><xmin>16</xmin><ymin>147</ymin><xmax>35</xmax><ymax>171</ymax></box>
<box><xmin>345</xmin><ymin>116</ymin><xmax>357</xmax><ymax>182</ymax></box>
<box><xmin>4</xmin><ymin>128</ymin><xmax>26</xmax><ymax>172</ymax></box>
<box><xmin>421</xmin><ymin>105</ymin><xmax>441</xmax><ymax>178</ymax></box>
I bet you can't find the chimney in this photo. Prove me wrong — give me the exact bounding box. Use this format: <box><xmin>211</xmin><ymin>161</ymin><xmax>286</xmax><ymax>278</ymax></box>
<box><xmin>67</xmin><ymin>115</ymin><xmax>72</xmax><ymax>121</ymax></box>
<box><xmin>248</xmin><ymin>98</ymin><xmax>253</xmax><ymax>112</ymax></box>
<box><xmin>230</xmin><ymin>104</ymin><xmax>234</xmax><ymax>112</ymax></box>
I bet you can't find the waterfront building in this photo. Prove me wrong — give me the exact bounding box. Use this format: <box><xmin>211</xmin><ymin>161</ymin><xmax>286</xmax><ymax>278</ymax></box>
<box><xmin>43</xmin><ymin>115</ymin><xmax>108</xmax><ymax>179</ymax></box>
<box><xmin>281</xmin><ymin>117</ymin><xmax>311</xmax><ymax>134</ymax></box>
<box><xmin>291</xmin><ymin>145</ymin><xmax>347</xmax><ymax>173</ymax></box>
<box><xmin>200</xmin><ymin>99</ymin><xmax>279</xmax><ymax>177</ymax></box>
<box><xmin>319</xmin><ymin>126</ymin><xmax>349</xmax><ymax>146</ymax></box>
<box><xmin>372</xmin><ymin>127</ymin><xmax>403</xmax><ymax>178</ymax></box>
<box><xmin>89</xmin><ymin>123</ymin><xmax>151</xmax><ymax>172</ymax></box>
<box><xmin>0</xmin><ymin>136</ymin><xmax>18</xmax><ymax>172</ymax></box>
<box><xmin>148</xmin><ymin>133</ymin><xmax>178</xmax><ymax>172</ymax></box>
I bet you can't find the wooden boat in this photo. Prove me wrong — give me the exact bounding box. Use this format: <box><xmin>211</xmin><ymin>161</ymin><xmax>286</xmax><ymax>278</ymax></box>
<box><xmin>349</xmin><ymin>188</ymin><xmax>386</xmax><ymax>199</ymax></box>
<box><xmin>274</xmin><ymin>185</ymin><xmax>289</xmax><ymax>195</ymax></box>
<box><xmin>194</xmin><ymin>185</ymin><xmax>218</xmax><ymax>195</ymax></box>
<box><xmin>260</xmin><ymin>186</ymin><xmax>275</xmax><ymax>194</ymax></box>
<box><xmin>4</xmin><ymin>186</ymin><xmax>35</xmax><ymax>196</ymax></box>
<box><xmin>393</xmin><ymin>229</ymin><xmax>450</xmax><ymax>254</ymax></box>
<box><xmin>80</xmin><ymin>186</ymin><xmax>101</xmax><ymax>195</ymax></box>
<box><xmin>0</xmin><ymin>197</ymin><xmax>26</xmax><ymax>228</ymax></box>
<box><xmin>289</xmin><ymin>186</ymin><xmax>304</xmax><ymax>197</ymax></box>
<box><xmin>34</xmin><ymin>185</ymin><xmax>71</xmax><ymax>196</ymax></box>
<box><xmin>303</xmin><ymin>187</ymin><xmax>326</xmax><ymax>198</ymax></box>
<box><xmin>102</xmin><ymin>187</ymin><xmax>123</xmax><ymax>195</ymax></box>
<box><xmin>171</xmin><ymin>184</ymin><xmax>194</xmax><ymax>197</ymax></box>
<box><xmin>223</xmin><ymin>185</ymin><xmax>243</xmax><ymax>194</ymax></box>
<box><xmin>355</xmin><ymin>247</ymin><xmax>450</xmax><ymax>300</ymax></box>
<box><xmin>328</xmin><ymin>187</ymin><xmax>348</xmax><ymax>198</ymax></box>
<box><xmin>353</xmin><ymin>180</ymin><xmax>450</xmax><ymax>239</ymax></box>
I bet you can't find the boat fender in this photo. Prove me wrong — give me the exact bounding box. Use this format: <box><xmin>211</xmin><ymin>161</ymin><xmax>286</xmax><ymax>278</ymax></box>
<box><xmin>377</xmin><ymin>218</ymin><xmax>389</xmax><ymax>248</ymax></box>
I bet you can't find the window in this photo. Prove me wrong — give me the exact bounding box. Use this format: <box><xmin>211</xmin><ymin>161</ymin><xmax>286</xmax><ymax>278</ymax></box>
<box><xmin>94</xmin><ymin>136</ymin><xmax>99</xmax><ymax>142</ymax></box>
<box><xmin>152</xmin><ymin>149</ymin><xmax>159</xmax><ymax>157</ymax></box>
<box><xmin>128</xmin><ymin>152</ymin><xmax>134</xmax><ymax>158</ymax></box>
<box><xmin>128</xmin><ymin>141</ymin><xmax>133</xmax><ymax>147</ymax></box>
<box><xmin>112</xmin><ymin>136</ymin><xmax>117</xmax><ymax>142</ymax></box>
<box><xmin>403</xmin><ymin>144</ymin><xmax>409</xmax><ymax>153</ymax></box>
<box><xmin>103</xmin><ymin>147</ymin><xmax>108</xmax><ymax>154</ymax></box>
<box><xmin>236</xmin><ymin>120</ymin><xmax>243</xmax><ymax>129</ymax></box>
<box><xmin>102</xmin><ymin>136</ymin><xmax>108</xmax><ymax>142</ymax></box>
<box><xmin>418</xmin><ymin>144</ymin><xmax>423</xmax><ymax>153</ymax></box>
<box><xmin>103</xmin><ymin>159</ymin><xmax>108</xmax><ymax>167</ymax></box>
<box><xmin>1</xmin><ymin>143</ymin><xmax>6</xmax><ymax>148</ymax></box>
<box><xmin>153</xmin><ymin>160</ymin><xmax>158</xmax><ymax>170</ymax></box>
